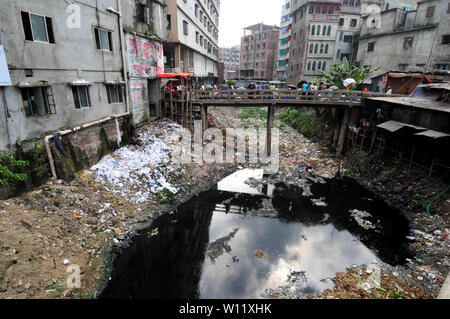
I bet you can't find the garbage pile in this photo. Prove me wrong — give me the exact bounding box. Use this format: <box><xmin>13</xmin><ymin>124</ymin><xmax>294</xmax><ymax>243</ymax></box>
<box><xmin>90</xmin><ymin>127</ymin><xmax>178</xmax><ymax>203</ymax></box>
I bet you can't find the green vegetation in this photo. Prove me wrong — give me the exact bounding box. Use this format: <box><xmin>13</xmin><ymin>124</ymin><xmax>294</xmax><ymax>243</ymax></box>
<box><xmin>316</xmin><ymin>57</ymin><xmax>380</xmax><ymax>89</ymax></box>
<box><xmin>156</xmin><ymin>188</ymin><xmax>175</xmax><ymax>204</ymax></box>
<box><xmin>226</xmin><ymin>80</ymin><xmax>236</xmax><ymax>87</ymax></box>
<box><xmin>278</xmin><ymin>109</ymin><xmax>319</xmax><ymax>137</ymax></box>
<box><xmin>239</xmin><ymin>107</ymin><xmax>268</xmax><ymax>121</ymax></box>
<box><xmin>0</xmin><ymin>153</ymin><xmax>29</xmax><ymax>185</ymax></box>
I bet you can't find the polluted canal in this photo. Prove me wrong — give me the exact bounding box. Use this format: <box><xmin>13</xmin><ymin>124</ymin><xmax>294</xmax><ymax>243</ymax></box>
<box><xmin>99</xmin><ymin>169</ymin><xmax>411</xmax><ymax>299</ymax></box>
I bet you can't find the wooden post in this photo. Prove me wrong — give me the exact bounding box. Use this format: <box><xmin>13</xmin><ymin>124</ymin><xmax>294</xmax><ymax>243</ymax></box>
<box><xmin>189</xmin><ymin>81</ymin><xmax>193</xmax><ymax>132</ymax></box>
<box><xmin>409</xmin><ymin>141</ymin><xmax>416</xmax><ymax>168</ymax></box>
<box><xmin>332</xmin><ymin>109</ymin><xmax>341</xmax><ymax>151</ymax></box>
<box><xmin>201</xmin><ymin>104</ymin><xmax>208</xmax><ymax>133</ymax></box>
<box><xmin>429</xmin><ymin>152</ymin><xmax>437</xmax><ymax>177</ymax></box>
<box><xmin>369</xmin><ymin>131</ymin><xmax>377</xmax><ymax>153</ymax></box>
<box><xmin>267</xmin><ymin>105</ymin><xmax>275</xmax><ymax>156</ymax></box>
<box><xmin>360</xmin><ymin>128</ymin><xmax>366</xmax><ymax>151</ymax></box>
<box><xmin>337</xmin><ymin>108</ymin><xmax>350</xmax><ymax>156</ymax></box>
<box><xmin>170</xmin><ymin>89</ymin><xmax>174</xmax><ymax>121</ymax></box>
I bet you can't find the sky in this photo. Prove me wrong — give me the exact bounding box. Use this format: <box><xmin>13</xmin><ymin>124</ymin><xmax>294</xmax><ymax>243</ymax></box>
<box><xmin>218</xmin><ymin>0</ymin><xmax>284</xmax><ymax>48</ymax></box>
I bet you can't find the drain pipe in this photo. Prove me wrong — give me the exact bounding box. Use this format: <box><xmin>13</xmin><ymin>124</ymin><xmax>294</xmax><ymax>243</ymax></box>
<box><xmin>45</xmin><ymin>2</ymin><xmax>131</xmax><ymax>180</ymax></box>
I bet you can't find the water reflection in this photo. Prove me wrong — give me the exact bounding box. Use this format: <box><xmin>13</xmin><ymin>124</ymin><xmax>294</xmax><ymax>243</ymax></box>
<box><xmin>99</xmin><ymin>174</ymin><xmax>410</xmax><ymax>299</ymax></box>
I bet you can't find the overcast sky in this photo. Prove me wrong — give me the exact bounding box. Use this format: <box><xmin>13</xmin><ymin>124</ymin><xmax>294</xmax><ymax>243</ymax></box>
<box><xmin>218</xmin><ymin>0</ymin><xmax>284</xmax><ymax>48</ymax></box>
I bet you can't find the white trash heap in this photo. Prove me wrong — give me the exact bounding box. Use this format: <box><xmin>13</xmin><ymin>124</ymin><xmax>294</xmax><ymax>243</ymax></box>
<box><xmin>90</xmin><ymin>127</ymin><xmax>179</xmax><ymax>203</ymax></box>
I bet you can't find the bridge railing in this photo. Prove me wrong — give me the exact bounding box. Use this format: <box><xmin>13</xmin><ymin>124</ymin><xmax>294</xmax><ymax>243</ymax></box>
<box><xmin>191</xmin><ymin>89</ymin><xmax>402</xmax><ymax>104</ymax></box>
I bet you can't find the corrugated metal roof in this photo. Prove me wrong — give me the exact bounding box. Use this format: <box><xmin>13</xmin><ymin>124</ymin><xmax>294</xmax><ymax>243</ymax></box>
<box><xmin>377</xmin><ymin>120</ymin><xmax>427</xmax><ymax>132</ymax></box>
<box><xmin>368</xmin><ymin>96</ymin><xmax>450</xmax><ymax>113</ymax></box>
<box><xmin>415</xmin><ymin>130</ymin><xmax>450</xmax><ymax>139</ymax></box>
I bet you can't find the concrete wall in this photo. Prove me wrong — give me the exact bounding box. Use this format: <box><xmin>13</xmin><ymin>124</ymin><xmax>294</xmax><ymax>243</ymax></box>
<box><xmin>0</xmin><ymin>0</ymin><xmax>127</xmax><ymax>152</ymax></box>
<box><xmin>357</xmin><ymin>0</ymin><xmax>449</xmax><ymax>79</ymax></box>
<box><xmin>121</xmin><ymin>0</ymin><xmax>169</xmax><ymax>41</ymax></box>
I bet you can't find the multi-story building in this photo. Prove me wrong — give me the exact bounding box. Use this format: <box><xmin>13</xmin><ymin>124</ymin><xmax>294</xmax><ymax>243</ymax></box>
<box><xmin>335</xmin><ymin>1</ymin><xmax>362</xmax><ymax>63</ymax></box>
<box><xmin>0</xmin><ymin>0</ymin><xmax>169</xmax><ymax>153</ymax></box>
<box><xmin>219</xmin><ymin>46</ymin><xmax>240</xmax><ymax>80</ymax></box>
<box><xmin>275</xmin><ymin>0</ymin><xmax>293</xmax><ymax>81</ymax></box>
<box><xmin>288</xmin><ymin>0</ymin><xmax>344</xmax><ymax>85</ymax></box>
<box><xmin>165</xmin><ymin>0</ymin><xmax>220</xmax><ymax>85</ymax></box>
<box><xmin>122</xmin><ymin>0</ymin><xmax>168</xmax><ymax>123</ymax></box>
<box><xmin>239</xmin><ymin>23</ymin><xmax>280</xmax><ymax>80</ymax></box>
<box><xmin>356</xmin><ymin>0</ymin><xmax>450</xmax><ymax>90</ymax></box>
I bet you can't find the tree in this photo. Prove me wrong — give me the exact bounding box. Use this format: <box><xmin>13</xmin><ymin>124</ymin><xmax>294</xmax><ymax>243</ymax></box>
<box><xmin>316</xmin><ymin>57</ymin><xmax>380</xmax><ymax>89</ymax></box>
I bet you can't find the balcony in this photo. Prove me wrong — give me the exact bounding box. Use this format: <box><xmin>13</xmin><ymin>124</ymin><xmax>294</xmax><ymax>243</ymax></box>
<box><xmin>313</xmin><ymin>14</ymin><xmax>339</xmax><ymax>22</ymax></box>
<box><xmin>341</xmin><ymin>6</ymin><xmax>361</xmax><ymax>14</ymax></box>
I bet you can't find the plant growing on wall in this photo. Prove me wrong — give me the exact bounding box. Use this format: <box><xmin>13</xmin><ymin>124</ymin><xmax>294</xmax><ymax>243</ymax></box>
<box><xmin>0</xmin><ymin>153</ymin><xmax>29</xmax><ymax>185</ymax></box>
<box><xmin>316</xmin><ymin>57</ymin><xmax>380</xmax><ymax>89</ymax></box>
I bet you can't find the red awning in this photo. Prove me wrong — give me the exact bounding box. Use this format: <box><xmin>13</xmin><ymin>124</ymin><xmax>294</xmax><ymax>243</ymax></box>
<box><xmin>157</xmin><ymin>73</ymin><xmax>193</xmax><ymax>79</ymax></box>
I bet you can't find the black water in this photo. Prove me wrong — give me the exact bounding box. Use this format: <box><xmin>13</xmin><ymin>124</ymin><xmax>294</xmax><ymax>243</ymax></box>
<box><xmin>99</xmin><ymin>175</ymin><xmax>411</xmax><ymax>299</ymax></box>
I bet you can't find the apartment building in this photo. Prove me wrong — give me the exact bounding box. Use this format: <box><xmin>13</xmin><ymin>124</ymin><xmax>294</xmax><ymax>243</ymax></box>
<box><xmin>219</xmin><ymin>46</ymin><xmax>240</xmax><ymax>80</ymax></box>
<box><xmin>276</xmin><ymin>0</ymin><xmax>293</xmax><ymax>81</ymax></box>
<box><xmin>240</xmin><ymin>23</ymin><xmax>280</xmax><ymax>80</ymax></box>
<box><xmin>288</xmin><ymin>0</ymin><xmax>343</xmax><ymax>85</ymax></box>
<box><xmin>335</xmin><ymin>1</ymin><xmax>362</xmax><ymax>63</ymax></box>
<box><xmin>0</xmin><ymin>0</ymin><xmax>169</xmax><ymax>153</ymax></box>
<box><xmin>122</xmin><ymin>0</ymin><xmax>168</xmax><ymax>123</ymax></box>
<box><xmin>356</xmin><ymin>0</ymin><xmax>450</xmax><ymax>90</ymax></box>
<box><xmin>165</xmin><ymin>0</ymin><xmax>220</xmax><ymax>85</ymax></box>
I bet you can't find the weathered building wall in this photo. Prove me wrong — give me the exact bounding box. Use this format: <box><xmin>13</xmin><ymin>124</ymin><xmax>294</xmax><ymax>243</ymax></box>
<box><xmin>0</xmin><ymin>0</ymin><xmax>127</xmax><ymax>152</ymax></box>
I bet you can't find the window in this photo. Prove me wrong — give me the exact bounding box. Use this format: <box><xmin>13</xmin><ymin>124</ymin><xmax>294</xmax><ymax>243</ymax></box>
<box><xmin>350</xmin><ymin>19</ymin><xmax>357</xmax><ymax>27</ymax></box>
<box><xmin>322</xmin><ymin>62</ymin><xmax>326</xmax><ymax>71</ymax></box>
<box><xmin>72</xmin><ymin>86</ymin><xmax>91</xmax><ymax>109</ymax></box>
<box><xmin>309</xmin><ymin>5</ymin><xmax>314</xmax><ymax>14</ymax></box>
<box><xmin>403</xmin><ymin>37</ymin><xmax>414</xmax><ymax>49</ymax></box>
<box><xmin>318</xmin><ymin>61</ymin><xmax>322</xmax><ymax>70</ymax></box>
<box><xmin>183</xmin><ymin>20</ymin><xmax>188</xmax><ymax>35</ymax></box>
<box><xmin>339</xmin><ymin>31</ymin><xmax>343</xmax><ymax>41</ymax></box>
<box><xmin>309</xmin><ymin>44</ymin><xmax>313</xmax><ymax>53</ymax></box>
<box><xmin>21</xmin><ymin>12</ymin><xmax>55</xmax><ymax>43</ymax></box>
<box><xmin>426</xmin><ymin>6</ymin><xmax>435</xmax><ymax>18</ymax></box>
<box><xmin>312</xmin><ymin>61</ymin><xmax>316</xmax><ymax>70</ymax></box>
<box><xmin>339</xmin><ymin>18</ymin><xmax>344</xmax><ymax>26</ymax></box>
<box><xmin>314</xmin><ymin>44</ymin><xmax>318</xmax><ymax>53</ymax></box>
<box><xmin>195</xmin><ymin>4</ymin><xmax>199</xmax><ymax>17</ymax></box>
<box><xmin>307</xmin><ymin>61</ymin><xmax>311</xmax><ymax>70</ymax></box>
<box><xmin>94</xmin><ymin>28</ymin><xmax>113</xmax><ymax>51</ymax></box>
<box><xmin>325</xmin><ymin>44</ymin><xmax>329</xmax><ymax>54</ymax></box>
<box><xmin>167</xmin><ymin>15</ymin><xmax>171</xmax><ymax>29</ymax></box>
<box><xmin>367</xmin><ymin>42</ymin><xmax>375</xmax><ymax>51</ymax></box>
<box><xmin>322</xmin><ymin>7</ymin><xmax>327</xmax><ymax>14</ymax></box>
<box><xmin>139</xmin><ymin>4</ymin><xmax>151</xmax><ymax>24</ymax></box>
<box><xmin>311</xmin><ymin>25</ymin><xmax>315</xmax><ymax>35</ymax></box>
<box><xmin>336</xmin><ymin>49</ymin><xmax>341</xmax><ymax>59</ymax></box>
<box><xmin>320</xmin><ymin>44</ymin><xmax>324</xmax><ymax>54</ymax></box>
<box><xmin>106</xmin><ymin>85</ymin><xmax>124</xmax><ymax>104</ymax></box>
<box><xmin>329</xmin><ymin>7</ymin><xmax>334</xmax><ymax>14</ymax></box>
<box><xmin>343</xmin><ymin>35</ymin><xmax>353</xmax><ymax>43</ymax></box>
<box><xmin>327</xmin><ymin>25</ymin><xmax>331</xmax><ymax>36</ymax></box>
<box><xmin>322</xmin><ymin>25</ymin><xmax>326</xmax><ymax>35</ymax></box>
<box><xmin>21</xmin><ymin>86</ymin><xmax>55</xmax><ymax>116</ymax></box>
<box><xmin>317</xmin><ymin>25</ymin><xmax>320</xmax><ymax>35</ymax></box>
<box><xmin>442</xmin><ymin>35</ymin><xmax>450</xmax><ymax>44</ymax></box>
<box><xmin>315</xmin><ymin>6</ymin><xmax>320</xmax><ymax>13</ymax></box>
<box><xmin>398</xmin><ymin>64</ymin><xmax>408</xmax><ymax>71</ymax></box>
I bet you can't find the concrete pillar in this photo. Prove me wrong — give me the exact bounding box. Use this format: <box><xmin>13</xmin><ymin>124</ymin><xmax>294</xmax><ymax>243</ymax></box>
<box><xmin>332</xmin><ymin>108</ymin><xmax>341</xmax><ymax>151</ymax></box>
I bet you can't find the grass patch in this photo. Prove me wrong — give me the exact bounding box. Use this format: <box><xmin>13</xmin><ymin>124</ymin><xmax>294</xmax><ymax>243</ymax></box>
<box><xmin>278</xmin><ymin>109</ymin><xmax>319</xmax><ymax>137</ymax></box>
<box><xmin>238</xmin><ymin>107</ymin><xmax>268</xmax><ymax>121</ymax></box>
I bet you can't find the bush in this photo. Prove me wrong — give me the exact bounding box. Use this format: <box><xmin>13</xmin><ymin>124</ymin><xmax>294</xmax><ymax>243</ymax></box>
<box><xmin>0</xmin><ymin>153</ymin><xmax>29</xmax><ymax>185</ymax></box>
<box><xmin>278</xmin><ymin>109</ymin><xmax>318</xmax><ymax>136</ymax></box>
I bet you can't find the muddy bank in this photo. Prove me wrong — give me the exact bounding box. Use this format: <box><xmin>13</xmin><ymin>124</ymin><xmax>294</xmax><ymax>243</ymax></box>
<box><xmin>0</xmin><ymin>120</ymin><xmax>235</xmax><ymax>299</ymax></box>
